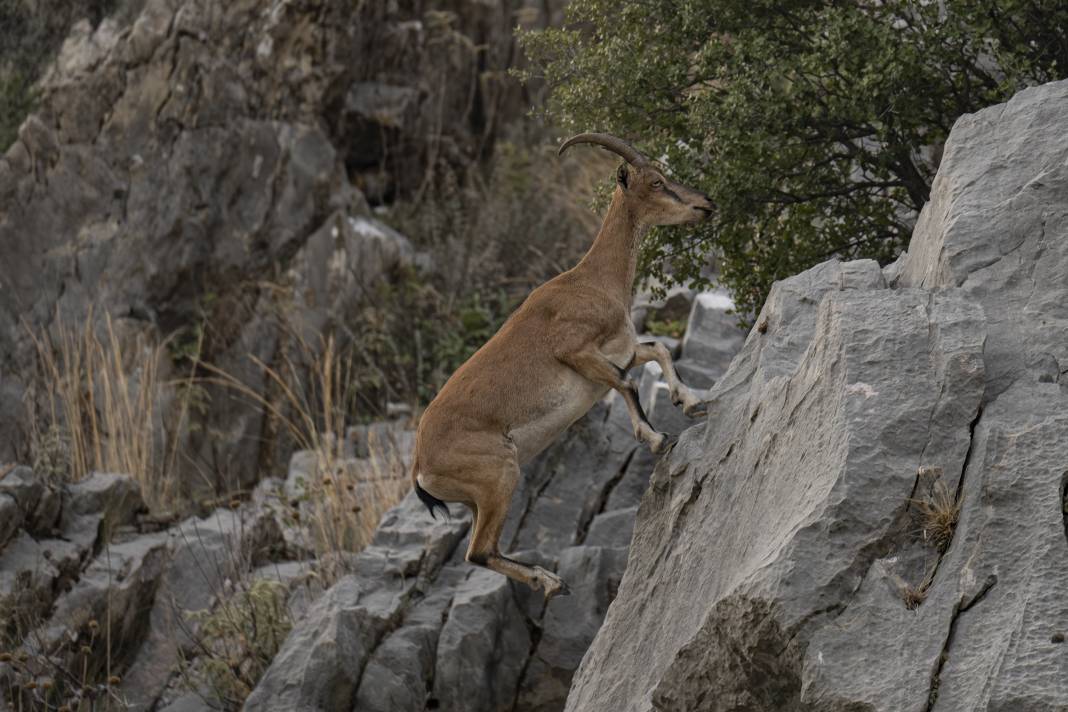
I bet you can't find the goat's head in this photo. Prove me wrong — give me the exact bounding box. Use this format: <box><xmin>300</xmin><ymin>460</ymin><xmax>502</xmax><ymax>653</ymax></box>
<box><xmin>559</xmin><ymin>133</ymin><xmax>714</xmax><ymax>226</ymax></box>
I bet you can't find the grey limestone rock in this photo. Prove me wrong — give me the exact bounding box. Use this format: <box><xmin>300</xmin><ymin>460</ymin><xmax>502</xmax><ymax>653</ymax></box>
<box><xmin>564</xmin><ymin>79</ymin><xmax>1068</xmax><ymax>712</ymax></box>
<box><xmin>898</xmin><ymin>79</ymin><xmax>1068</xmax><ymax>400</ymax></box>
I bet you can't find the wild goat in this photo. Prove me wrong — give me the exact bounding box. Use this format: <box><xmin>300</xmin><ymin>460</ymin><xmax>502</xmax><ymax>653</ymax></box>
<box><xmin>411</xmin><ymin>133</ymin><xmax>714</xmax><ymax>599</ymax></box>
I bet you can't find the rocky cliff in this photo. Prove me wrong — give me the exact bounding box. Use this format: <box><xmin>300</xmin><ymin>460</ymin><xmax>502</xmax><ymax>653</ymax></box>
<box><xmin>0</xmin><ymin>0</ymin><xmax>564</xmax><ymax>493</ymax></box>
<box><xmin>566</xmin><ymin>79</ymin><xmax>1068</xmax><ymax>712</ymax></box>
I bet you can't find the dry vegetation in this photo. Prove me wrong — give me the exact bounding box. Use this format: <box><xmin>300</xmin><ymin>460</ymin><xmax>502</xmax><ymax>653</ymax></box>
<box><xmin>27</xmin><ymin>311</ymin><xmax>187</xmax><ymax>510</ymax></box>
<box><xmin>912</xmin><ymin>478</ymin><xmax>961</xmax><ymax>555</ymax></box>
<box><xmin>901</xmin><ymin>467</ymin><xmax>963</xmax><ymax>609</ymax></box>
<box><xmin>27</xmin><ymin>314</ymin><xmax>411</xmax><ymax>553</ymax></box>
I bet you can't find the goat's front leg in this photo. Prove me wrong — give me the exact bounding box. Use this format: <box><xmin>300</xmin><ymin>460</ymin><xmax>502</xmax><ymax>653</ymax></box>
<box><xmin>634</xmin><ymin>341</ymin><xmax>709</xmax><ymax>417</ymax></box>
<box><xmin>557</xmin><ymin>347</ymin><xmax>670</xmax><ymax>453</ymax></box>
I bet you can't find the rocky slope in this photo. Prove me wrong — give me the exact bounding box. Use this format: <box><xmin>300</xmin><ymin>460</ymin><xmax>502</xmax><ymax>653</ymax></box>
<box><xmin>565</xmin><ymin>79</ymin><xmax>1068</xmax><ymax>712</ymax></box>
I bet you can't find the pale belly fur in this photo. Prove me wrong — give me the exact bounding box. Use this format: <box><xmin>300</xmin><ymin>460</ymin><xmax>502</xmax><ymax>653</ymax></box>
<box><xmin>509</xmin><ymin>368</ymin><xmax>609</xmax><ymax>464</ymax></box>
<box><xmin>509</xmin><ymin>322</ymin><xmax>635</xmax><ymax>464</ymax></box>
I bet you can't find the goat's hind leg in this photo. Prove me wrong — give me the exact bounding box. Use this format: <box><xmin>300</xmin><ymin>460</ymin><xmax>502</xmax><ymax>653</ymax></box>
<box><xmin>465</xmin><ymin>460</ymin><xmax>569</xmax><ymax>600</ymax></box>
<box><xmin>634</xmin><ymin>341</ymin><xmax>709</xmax><ymax>417</ymax></box>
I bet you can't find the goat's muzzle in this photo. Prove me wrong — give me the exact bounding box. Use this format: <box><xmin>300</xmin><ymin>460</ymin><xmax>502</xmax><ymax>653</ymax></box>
<box><xmin>693</xmin><ymin>193</ymin><xmax>716</xmax><ymax>218</ymax></box>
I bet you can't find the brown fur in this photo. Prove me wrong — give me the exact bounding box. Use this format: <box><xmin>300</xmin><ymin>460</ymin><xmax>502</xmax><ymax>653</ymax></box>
<box><xmin>413</xmin><ymin>148</ymin><xmax>714</xmax><ymax>599</ymax></box>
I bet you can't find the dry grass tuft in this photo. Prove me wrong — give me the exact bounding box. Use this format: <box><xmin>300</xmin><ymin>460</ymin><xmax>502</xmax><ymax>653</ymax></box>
<box><xmin>911</xmin><ymin>477</ymin><xmax>961</xmax><ymax>554</ymax></box>
<box><xmin>26</xmin><ymin>309</ymin><xmax>410</xmax><ymax>548</ymax></box>
<box><xmin>27</xmin><ymin>310</ymin><xmax>189</xmax><ymax>511</ymax></box>
<box><xmin>201</xmin><ymin>332</ymin><xmax>410</xmax><ymax>574</ymax></box>
<box><xmin>902</xmin><ymin>583</ymin><xmax>928</xmax><ymax>610</ymax></box>
<box><xmin>298</xmin><ymin>436</ymin><xmax>410</xmax><ymax>577</ymax></box>
<box><xmin>899</xmin><ymin>468</ymin><xmax>963</xmax><ymax>609</ymax></box>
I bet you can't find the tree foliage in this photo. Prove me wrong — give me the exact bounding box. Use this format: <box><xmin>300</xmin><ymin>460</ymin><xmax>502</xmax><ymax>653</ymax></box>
<box><xmin>521</xmin><ymin>0</ymin><xmax>1068</xmax><ymax>317</ymax></box>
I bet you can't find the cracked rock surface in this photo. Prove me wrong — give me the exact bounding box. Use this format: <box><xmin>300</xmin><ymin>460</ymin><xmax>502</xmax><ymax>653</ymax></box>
<box><xmin>565</xmin><ymin>79</ymin><xmax>1068</xmax><ymax>712</ymax></box>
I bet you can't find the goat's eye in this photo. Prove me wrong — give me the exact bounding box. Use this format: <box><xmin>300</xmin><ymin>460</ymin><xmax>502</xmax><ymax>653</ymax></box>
<box><xmin>651</xmin><ymin>179</ymin><xmax>663</xmax><ymax>188</ymax></box>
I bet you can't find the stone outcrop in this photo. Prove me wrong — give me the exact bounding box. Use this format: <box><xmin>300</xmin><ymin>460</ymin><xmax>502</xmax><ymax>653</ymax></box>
<box><xmin>0</xmin><ymin>466</ymin><xmax>287</xmax><ymax>711</ymax></box>
<box><xmin>565</xmin><ymin>79</ymin><xmax>1068</xmax><ymax>712</ymax></box>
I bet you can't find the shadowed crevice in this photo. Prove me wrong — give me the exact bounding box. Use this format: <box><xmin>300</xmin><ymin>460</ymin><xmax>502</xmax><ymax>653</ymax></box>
<box><xmin>923</xmin><ymin>575</ymin><xmax>998</xmax><ymax>712</ymax></box>
<box><xmin>1061</xmin><ymin>472</ymin><xmax>1068</xmax><ymax>549</ymax></box>
<box><xmin>574</xmin><ymin>446</ymin><xmax>637</xmax><ymax>546</ymax></box>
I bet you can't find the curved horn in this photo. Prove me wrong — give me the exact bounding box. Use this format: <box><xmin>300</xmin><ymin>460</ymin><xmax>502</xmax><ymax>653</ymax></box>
<box><xmin>558</xmin><ymin>132</ymin><xmax>649</xmax><ymax>167</ymax></box>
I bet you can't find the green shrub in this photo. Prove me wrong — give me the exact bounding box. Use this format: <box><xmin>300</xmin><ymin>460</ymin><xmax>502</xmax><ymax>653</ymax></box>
<box><xmin>183</xmin><ymin>578</ymin><xmax>292</xmax><ymax>709</ymax></box>
<box><xmin>522</xmin><ymin>0</ymin><xmax>1068</xmax><ymax>317</ymax></box>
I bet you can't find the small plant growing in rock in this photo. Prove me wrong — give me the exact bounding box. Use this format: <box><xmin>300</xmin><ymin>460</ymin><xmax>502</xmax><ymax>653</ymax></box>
<box><xmin>911</xmin><ymin>477</ymin><xmax>961</xmax><ymax>554</ymax></box>
<box><xmin>180</xmin><ymin>578</ymin><xmax>292</xmax><ymax>709</ymax></box>
<box><xmin>902</xmin><ymin>584</ymin><xmax>926</xmax><ymax>610</ymax></box>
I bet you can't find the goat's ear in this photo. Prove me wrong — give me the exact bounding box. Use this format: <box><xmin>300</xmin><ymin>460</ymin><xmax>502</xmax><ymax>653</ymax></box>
<box><xmin>616</xmin><ymin>163</ymin><xmax>629</xmax><ymax>190</ymax></box>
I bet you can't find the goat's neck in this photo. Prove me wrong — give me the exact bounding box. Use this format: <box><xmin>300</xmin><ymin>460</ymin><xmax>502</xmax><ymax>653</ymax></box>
<box><xmin>574</xmin><ymin>191</ymin><xmax>646</xmax><ymax>303</ymax></box>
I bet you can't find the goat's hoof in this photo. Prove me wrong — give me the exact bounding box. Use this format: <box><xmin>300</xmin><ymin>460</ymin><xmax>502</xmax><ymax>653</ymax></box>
<box><xmin>533</xmin><ymin>566</ymin><xmax>568</xmax><ymax>600</ymax></box>
<box><xmin>650</xmin><ymin>432</ymin><xmax>675</xmax><ymax>454</ymax></box>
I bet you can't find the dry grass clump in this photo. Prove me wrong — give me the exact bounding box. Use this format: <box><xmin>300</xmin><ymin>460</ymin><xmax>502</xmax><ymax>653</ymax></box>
<box><xmin>27</xmin><ymin>310</ymin><xmax>191</xmax><ymax>511</ymax></box>
<box><xmin>902</xmin><ymin>583</ymin><xmax>927</xmax><ymax>610</ymax></box>
<box><xmin>26</xmin><ymin>310</ymin><xmax>411</xmax><ymax>547</ymax></box>
<box><xmin>911</xmin><ymin>476</ymin><xmax>961</xmax><ymax>555</ymax></box>
<box><xmin>900</xmin><ymin>467</ymin><xmax>963</xmax><ymax>609</ymax></box>
<box><xmin>308</xmin><ymin>437</ymin><xmax>409</xmax><ymax>548</ymax></box>
<box><xmin>201</xmin><ymin>332</ymin><xmax>410</xmax><ymax>573</ymax></box>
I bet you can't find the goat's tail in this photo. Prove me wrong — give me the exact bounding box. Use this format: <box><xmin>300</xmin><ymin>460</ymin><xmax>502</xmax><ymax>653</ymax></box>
<box><xmin>411</xmin><ymin>453</ymin><xmax>449</xmax><ymax>520</ymax></box>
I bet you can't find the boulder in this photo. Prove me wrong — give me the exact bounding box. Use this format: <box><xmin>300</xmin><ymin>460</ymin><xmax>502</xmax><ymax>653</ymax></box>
<box><xmin>897</xmin><ymin>80</ymin><xmax>1068</xmax><ymax>400</ymax></box>
<box><xmin>678</xmin><ymin>291</ymin><xmax>747</xmax><ymax>380</ymax></box>
<box><xmin>0</xmin><ymin>465</ymin><xmax>60</xmax><ymax>536</ymax></box>
<box><xmin>243</xmin><ymin>495</ymin><xmax>471</xmax><ymax>711</ymax></box>
<box><xmin>0</xmin><ymin>533</ymin><xmax>83</xmax><ymax>639</ymax></box>
<box><xmin>118</xmin><ymin>485</ymin><xmax>284</xmax><ymax>711</ymax></box>
<box><xmin>564</xmin><ymin>79</ymin><xmax>1068</xmax><ymax>712</ymax></box>
<box><xmin>61</xmin><ymin>472</ymin><xmax>145</xmax><ymax>551</ymax></box>
<box><xmin>24</xmin><ymin>534</ymin><xmax>171</xmax><ymax>671</ymax></box>
<box><xmin>431</xmin><ymin>567</ymin><xmax>532</xmax><ymax>712</ymax></box>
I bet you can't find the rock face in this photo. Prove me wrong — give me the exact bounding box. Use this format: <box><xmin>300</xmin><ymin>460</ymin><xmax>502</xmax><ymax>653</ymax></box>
<box><xmin>565</xmin><ymin>80</ymin><xmax>1068</xmax><ymax>711</ymax></box>
<box><xmin>0</xmin><ymin>466</ymin><xmax>289</xmax><ymax>711</ymax></box>
<box><xmin>0</xmin><ymin>0</ymin><xmax>567</xmax><ymax>489</ymax></box>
